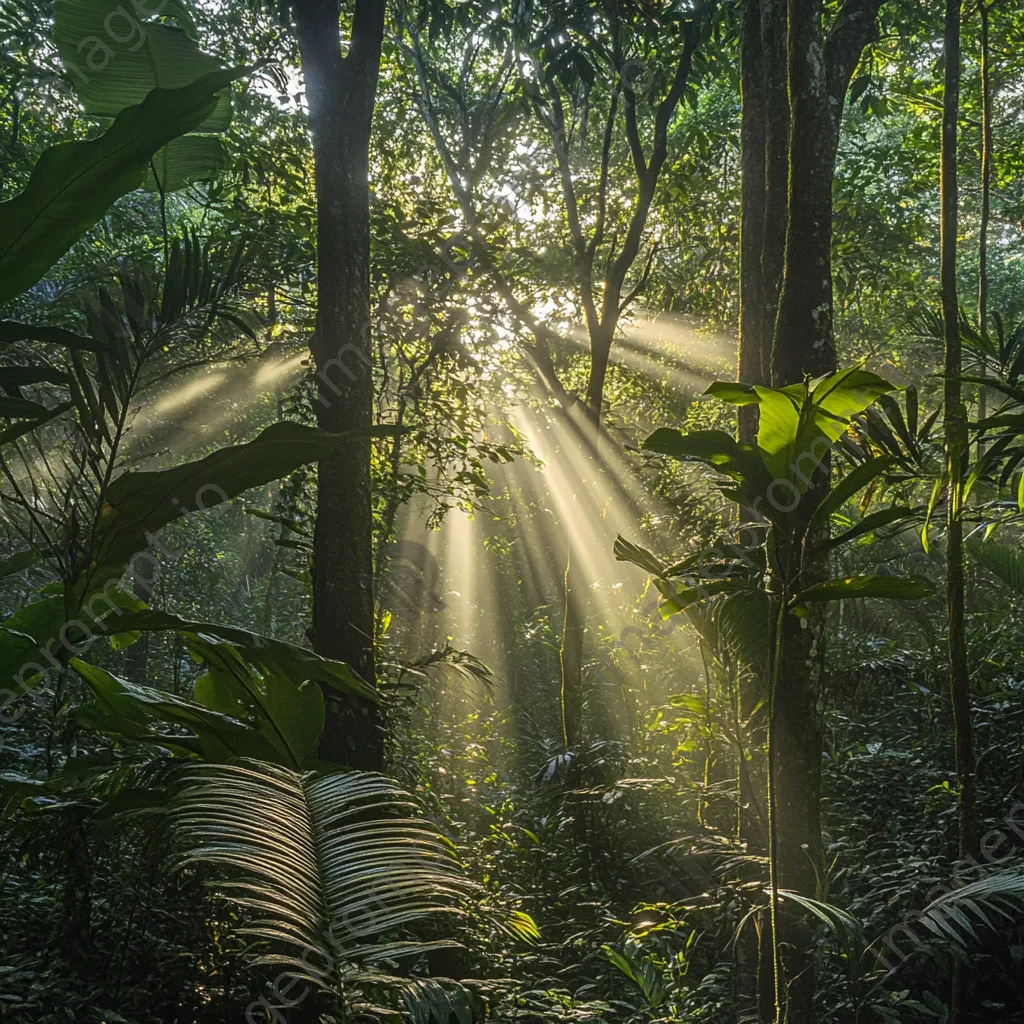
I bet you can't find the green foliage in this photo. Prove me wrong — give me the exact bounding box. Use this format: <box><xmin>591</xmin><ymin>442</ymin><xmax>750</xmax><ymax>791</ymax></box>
<box><xmin>169</xmin><ymin>761</ymin><xmax>521</xmax><ymax>1006</ymax></box>
<box><xmin>53</xmin><ymin>0</ymin><xmax>234</xmax><ymax>190</ymax></box>
<box><xmin>95</xmin><ymin>420</ymin><xmax>391</xmax><ymax>579</ymax></box>
<box><xmin>0</xmin><ymin>71</ymin><xmax>243</xmax><ymax>303</ymax></box>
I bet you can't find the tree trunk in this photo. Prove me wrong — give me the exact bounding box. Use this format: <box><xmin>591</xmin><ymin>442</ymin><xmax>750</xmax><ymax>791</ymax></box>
<box><xmin>292</xmin><ymin>0</ymin><xmax>386</xmax><ymax>771</ymax></box>
<box><xmin>940</xmin><ymin>0</ymin><xmax>977</xmax><ymax>1017</ymax></box>
<box><xmin>560</xmin><ymin>540</ymin><xmax>585</xmax><ymax>751</ymax></box>
<box><xmin>760</xmin><ymin>0</ymin><xmax>889</xmax><ymax>1015</ymax></box>
<box><xmin>760</xmin><ymin>0</ymin><xmax>790</xmax><ymax>390</ymax></box>
<box><xmin>737</xmin><ymin>10</ymin><xmax>774</xmax><ymax>1014</ymax></box>
<box><xmin>771</xmin><ymin>0</ymin><xmax>837</xmax><ymax>386</ymax></box>
<box><xmin>976</xmin><ymin>0</ymin><xmax>992</xmax><ymax>456</ymax></box>
<box><xmin>739</xmin><ymin>0</ymin><xmax>767</xmax><ymax>446</ymax></box>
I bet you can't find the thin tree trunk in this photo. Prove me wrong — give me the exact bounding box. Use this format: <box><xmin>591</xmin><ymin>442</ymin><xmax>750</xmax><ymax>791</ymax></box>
<box><xmin>771</xmin><ymin>0</ymin><xmax>837</xmax><ymax>386</ymax></box>
<box><xmin>292</xmin><ymin>0</ymin><xmax>386</xmax><ymax>771</ymax></box>
<box><xmin>737</xmin><ymin>10</ymin><xmax>773</xmax><ymax>1014</ymax></box>
<box><xmin>976</xmin><ymin>0</ymin><xmax>992</xmax><ymax>456</ymax></box>
<box><xmin>739</xmin><ymin>0</ymin><xmax>767</xmax><ymax>446</ymax></box>
<box><xmin>560</xmin><ymin>540</ymin><xmax>585</xmax><ymax>750</ymax></box>
<box><xmin>759</xmin><ymin>0</ymin><xmax>789</xmax><ymax>392</ymax></box>
<box><xmin>940</xmin><ymin>0</ymin><xmax>978</xmax><ymax>1017</ymax></box>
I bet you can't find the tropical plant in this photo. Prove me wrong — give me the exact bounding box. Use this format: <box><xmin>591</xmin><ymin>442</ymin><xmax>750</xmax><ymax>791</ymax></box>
<box><xmin>170</xmin><ymin>759</ymin><xmax>538</xmax><ymax>1019</ymax></box>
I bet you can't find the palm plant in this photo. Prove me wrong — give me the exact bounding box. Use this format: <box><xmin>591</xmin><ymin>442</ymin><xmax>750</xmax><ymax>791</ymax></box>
<box><xmin>170</xmin><ymin>760</ymin><xmax>539</xmax><ymax>1019</ymax></box>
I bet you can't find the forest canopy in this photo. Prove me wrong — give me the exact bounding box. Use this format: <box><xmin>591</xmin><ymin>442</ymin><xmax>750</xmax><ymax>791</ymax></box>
<box><xmin>2</xmin><ymin>0</ymin><xmax>1024</xmax><ymax>1021</ymax></box>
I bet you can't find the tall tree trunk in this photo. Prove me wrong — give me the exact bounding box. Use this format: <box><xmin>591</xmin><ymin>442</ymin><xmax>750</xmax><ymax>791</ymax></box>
<box><xmin>940</xmin><ymin>0</ymin><xmax>977</xmax><ymax>1018</ymax></box>
<box><xmin>771</xmin><ymin>0</ymin><xmax>837</xmax><ymax>386</ymax></box>
<box><xmin>737</xmin><ymin>9</ymin><xmax>774</xmax><ymax>1014</ymax></box>
<box><xmin>759</xmin><ymin>0</ymin><xmax>790</xmax><ymax>391</ymax></box>
<box><xmin>760</xmin><ymin>0</ymin><xmax>885</xmax><ymax>1016</ymax></box>
<box><xmin>764</xmin><ymin>0</ymin><xmax>837</xmax><ymax>1015</ymax></box>
<box><xmin>976</xmin><ymin>0</ymin><xmax>992</xmax><ymax>455</ymax></box>
<box><xmin>292</xmin><ymin>0</ymin><xmax>386</xmax><ymax>771</ymax></box>
<box><xmin>739</xmin><ymin>0</ymin><xmax>767</xmax><ymax>447</ymax></box>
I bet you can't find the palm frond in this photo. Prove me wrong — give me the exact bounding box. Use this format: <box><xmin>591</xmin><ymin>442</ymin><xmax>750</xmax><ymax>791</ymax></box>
<box><xmin>919</xmin><ymin>870</ymin><xmax>1024</xmax><ymax>947</ymax></box>
<box><xmin>170</xmin><ymin>760</ymin><xmax>483</xmax><ymax>993</ymax></box>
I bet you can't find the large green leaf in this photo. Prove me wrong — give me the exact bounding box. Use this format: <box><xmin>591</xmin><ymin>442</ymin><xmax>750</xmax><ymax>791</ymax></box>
<box><xmin>1</xmin><ymin>580</ymin><xmax>153</xmax><ymax>692</ymax></box>
<box><xmin>0</xmin><ymin>550</ymin><xmax>39</xmax><ymax>582</ymax></box>
<box><xmin>101</xmin><ymin>608</ymin><xmax>376</xmax><ymax>701</ymax></box>
<box><xmin>0</xmin><ymin>397</ymin><xmax>55</xmax><ymax>418</ymax></box>
<box><xmin>0</xmin><ymin>366</ymin><xmax>71</xmax><ymax>388</ymax></box>
<box><xmin>0</xmin><ymin>70</ymin><xmax>243</xmax><ymax>304</ymax></box>
<box><xmin>641</xmin><ymin>428</ymin><xmax>774</xmax><ymax>514</ymax></box>
<box><xmin>756</xmin><ymin>369</ymin><xmax>894</xmax><ymax>484</ymax></box>
<box><xmin>53</xmin><ymin>0</ymin><xmax>230</xmax><ymax>131</ymax></box>
<box><xmin>704</xmin><ymin>368</ymin><xmax>895</xmax><ymax>487</ymax></box>
<box><xmin>0</xmin><ymin>321</ymin><xmax>103</xmax><ymax>351</ymax></box>
<box><xmin>71</xmin><ymin>658</ymin><xmax>280</xmax><ymax>762</ymax></box>
<box><xmin>144</xmin><ymin>135</ymin><xmax>227</xmax><ymax>192</ymax></box>
<box><xmin>807</xmin><ymin>455</ymin><xmax>895</xmax><ymax>532</ymax></box>
<box><xmin>704</xmin><ymin>381</ymin><xmax>759</xmax><ymax>405</ymax></box>
<box><xmin>696</xmin><ymin>589</ymin><xmax>770</xmax><ymax>673</ymax></box>
<box><xmin>613</xmin><ymin>536</ymin><xmax>666</xmax><ymax>576</ymax></box>
<box><xmin>825</xmin><ymin>506</ymin><xmax>918</xmax><ymax>551</ymax></box>
<box><xmin>0</xmin><ymin>401</ymin><xmax>76</xmax><ymax>445</ymax></box>
<box><xmin>94</xmin><ymin>421</ymin><xmax>387</xmax><ymax>578</ymax></box>
<box><xmin>0</xmin><ymin>596</ymin><xmax>69</xmax><ymax>688</ymax></box>
<box><xmin>190</xmin><ymin>643</ymin><xmax>325</xmax><ymax>769</ymax></box>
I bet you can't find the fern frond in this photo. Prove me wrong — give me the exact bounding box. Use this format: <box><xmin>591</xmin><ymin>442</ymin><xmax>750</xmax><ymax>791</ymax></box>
<box><xmin>171</xmin><ymin>760</ymin><xmax>481</xmax><ymax>992</ymax></box>
<box><xmin>919</xmin><ymin>870</ymin><xmax>1024</xmax><ymax>945</ymax></box>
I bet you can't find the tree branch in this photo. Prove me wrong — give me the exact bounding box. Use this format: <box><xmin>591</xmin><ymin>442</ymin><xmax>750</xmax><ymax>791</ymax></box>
<box><xmin>824</xmin><ymin>0</ymin><xmax>886</xmax><ymax>140</ymax></box>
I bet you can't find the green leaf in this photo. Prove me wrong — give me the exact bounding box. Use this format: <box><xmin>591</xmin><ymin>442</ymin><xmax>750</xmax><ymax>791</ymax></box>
<box><xmin>0</xmin><ymin>366</ymin><xmax>71</xmax><ymax>388</ymax></box>
<box><xmin>0</xmin><ymin>595</ymin><xmax>67</xmax><ymax>685</ymax></box>
<box><xmin>775</xmin><ymin>891</ymin><xmax>861</xmax><ymax>953</ymax></box>
<box><xmin>756</xmin><ymin>368</ymin><xmax>895</xmax><ymax>484</ymax></box>
<box><xmin>641</xmin><ymin>428</ymin><xmax>773</xmax><ymax>514</ymax></box>
<box><xmin>71</xmin><ymin>658</ymin><xmax>280</xmax><ymax>762</ymax></box>
<box><xmin>0</xmin><ymin>397</ymin><xmax>54</xmax><ymax>419</ymax></box>
<box><xmin>613</xmin><ymin>536</ymin><xmax>666</xmax><ymax>576</ymax></box>
<box><xmin>826</xmin><ymin>506</ymin><xmax>917</xmax><ymax>550</ymax></box>
<box><xmin>94</xmin><ymin>420</ymin><xmax>364</xmax><ymax>578</ymax></box>
<box><xmin>790</xmin><ymin>575</ymin><xmax>932</xmax><ymax>605</ymax></box>
<box><xmin>656</xmin><ymin>577</ymin><xmax>751</xmax><ymax>617</ymax></box>
<box><xmin>188</xmin><ymin>642</ymin><xmax>324</xmax><ymax>768</ymax></box>
<box><xmin>145</xmin><ymin>135</ymin><xmax>227</xmax><ymax>193</ymax></box>
<box><xmin>0</xmin><ymin>70</ymin><xmax>245</xmax><ymax>304</ymax></box>
<box><xmin>53</xmin><ymin>0</ymin><xmax>231</xmax><ymax>131</ymax></box>
<box><xmin>0</xmin><ymin>321</ymin><xmax>103</xmax><ymax>352</ymax></box>
<box><xmin>101</xmin><ymin>608</ymin><xmax>376</xmax><ymax>701</ymax></box>
<box><xmin>703</xmin><ymin>380</ymin><xmax>759</xmax><ymax>405</ymax></box>
<box><xmin>701</xmin><ymin>589</ymin><xmax>770</xmax><ymax>672</ymax></box>
<box><xmin>0</xmin><ymin>550</ymin><xmax>39</xmax><ymax>581</ymax></box>
<box><xmin>170</xmin><ymin>762</ymin><xmax>488</xmax><ymax>989</ymax></box>
<box><xmin>921</xmin><ymin>477</ymin><xmax>943</xmax><ymax>553</ymax></box>
<box><xmin>968</xmin><ymin>538</ymin><xmax>1024</xmax><ymax>593</ymax></box>
<box><xmin>0</xmin><ymin>401</ymin><xmax>75</xmax><ymax>445</ymax></box>
<box><xmin>808</xmin><ymin>456</ymin><xmax>895</xmax><ymax>532</ymax></box>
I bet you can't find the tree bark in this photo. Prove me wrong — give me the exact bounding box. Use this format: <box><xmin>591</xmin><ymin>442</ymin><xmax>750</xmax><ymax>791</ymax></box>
<box><xmin>560</xmin><ymin>541</ymin><xmax>585</xmax><ymax>751</ymax></box>
<box><xmin>772</xmin><ymin>0</ymin><xmax>837</xmax><ymax>386</ymax></box>
<box><xmin>940</xmin><ymin>0</ymin><xmax>977</xmax><ymax>1018</ymax></box>
<box><xmin>976</xmin><ymin>0</ymin><xmax>992</xmax><ymax>455</ymax></box>
<box><xmin>758</xmin><ymin>0</ymin><xmax>884</xmax><ymax>1018</ymax></box>
<box><xmin>292</xmin><ymin>0</ymin><xmax>386</xmax><ymax>771</ymax></box>
<box><xmin>737</xmin><ymin>11</ymin><xmax>774</xmax><ymax>1014</ymax></box>
<box><xmin>760</xmin><ymin>0</ymin><xmax>790</xmax><ymax>392</ymax></box>
<box><xmin>739</xmin><ymin>0</ymin><xmax>767</xmax><ymax>446</ymax></box>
